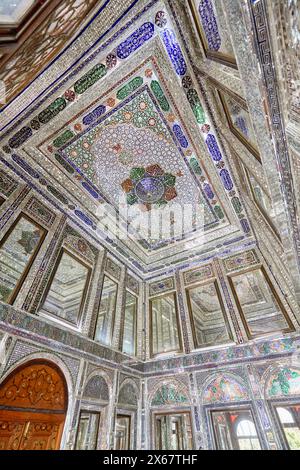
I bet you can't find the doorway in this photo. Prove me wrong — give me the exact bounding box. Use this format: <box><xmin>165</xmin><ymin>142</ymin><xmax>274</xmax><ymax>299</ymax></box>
<box><xmin>154</xmin><ymin>412</ymin><xmax>193</xmax><ymax>450</ymax></box>
<box><xmin>114</xmin><ymin>414</ymin><xmax>131</xmax><ymax>450</ymax></box>
<box><xmin>0</xmin><ymin>360</ymin><xmax>68</xmax><ymax>450</ymax></box>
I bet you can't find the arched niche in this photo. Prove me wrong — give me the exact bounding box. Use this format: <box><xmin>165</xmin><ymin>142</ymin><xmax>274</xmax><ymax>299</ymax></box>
<box><xmin>150</xmin><ymin>380</ymin><xmax>190</xmax><ymax>408</ymax></box>
<box><xmin>83</xmin><ymin>374</ymin><xmax>110</xmax><ymax>403</ymax></box>
<box><xmin>0</xmin><ymin>359</ymin><xmax>68</xmax><ymax>450</ymax></box>
<box><xmin>201</xmin><ymin>373</ymin><xmax>249</xmax><ymax>404</ymax></box>
<box><xmin>118</xmin><ymin>380</ymin><xmax>139</xmax><ymax>408</ymax></box>
<box><xmin>265</xmin><ymin>366</ymin><xmax>300</xmax><ymax>398</ymax></box>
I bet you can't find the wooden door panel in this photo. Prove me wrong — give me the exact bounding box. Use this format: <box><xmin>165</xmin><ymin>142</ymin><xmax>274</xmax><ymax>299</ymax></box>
<box><xmin>0</xmin><ymin>361</ymin><xmax>67</xmax><ymax>451</ymax></box>
<box><xmin>0</xmin><ymin>420</ymin><xmax>24</xmax><ymax>450</ymax></box>
<box><xmin>0</xmin><ymin>409</ymin><xmax>65</xmax><ymax>450</ymax></box>
<box><xmin>19</xmin><ymin>421</ymin><xmax>63</xmax><ymax>450</ymax></box>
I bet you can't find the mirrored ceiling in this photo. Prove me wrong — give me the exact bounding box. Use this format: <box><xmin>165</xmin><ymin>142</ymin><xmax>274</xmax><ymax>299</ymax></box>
<box><xmin>0</xmin><ymin>0</ymin><xmax>35</xmax><ymax>24</ymax></box>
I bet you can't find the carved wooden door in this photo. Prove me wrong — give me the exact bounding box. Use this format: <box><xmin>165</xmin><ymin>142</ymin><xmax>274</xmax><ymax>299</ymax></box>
<box><xmin>0</xmin><ymin>361</ymin><xmax>67</xmax><ymax>451</ymax></box>
<box><xmin>0</xmin><ymin>411</ymin><xmax>65</xmax><ymax>450</ymax></box>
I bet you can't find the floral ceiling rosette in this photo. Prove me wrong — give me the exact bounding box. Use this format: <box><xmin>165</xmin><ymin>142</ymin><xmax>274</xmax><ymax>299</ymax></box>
<box><xmin>121</xmin><ymin>164</ymin><xmax>178</xmax><ymax>211</ymax></box>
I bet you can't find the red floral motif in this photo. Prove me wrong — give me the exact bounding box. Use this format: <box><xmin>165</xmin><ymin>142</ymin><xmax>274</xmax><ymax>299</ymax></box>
<box><xmin>77</xmin><ymin>239</ymin><xmax>87</xmax><ymax>253</ymax></box>
<box><xmin>146</xmin><ymin>164</ymin><xmax>164</xmax><ymax>176</ymax></box>
<box><xmin>155</xmin><ymin>11</ymin><xmax>167</xmax><ymax>28</ymax></box>
<box><xmin>148</xmin><ymin>118</ymin><xmax>156</xmax><ymax>126</ymax></box>
<box><xmin>64</xmin><ymin>90</ymin><xmax>76</xmax><ymax>101</ymax></box>
<box><xmin>106</xmin><ymin>53</ymin><xmax>117</xmax><ymax>69</ymax></box>
<box><xmin>107</xmin><ymin>97</ymin><xmax>116</xmax><ymax>107</ymax></box>
<box><xmin>164</xmin><ymin>187</ymin><xmax>177</xmax><ymax>201</ymax></box>
<box><xmin>140</xmin><ymin>203</ymin><xmax>151</xmax><ymax>212</ymax></box>
<box><xmin>201</xmin><ymin>124</ymin><xmax>211</xmax><ymax>133</ymax></box>
<box><xmin>74</xmin><ymin>123</ymin><xmax>82</xmax><ymax>132</ymax></box>
<box><xmin>182</xmin><ymin>76</ymin><xmax>193</xmax><ymax>88</ymax></box>
<box><xmin>121</xmin><ymin>178</ymin><xmax>134</xmax><ymax>193</ymax></box>
<box><xmin>167</xmin><ymin>113</ymin><xmax>176</xmax><ymax>122</ymax></box>
<box><xmin>112</xmin><ymin>143</ymin><xmax>122</xmax><ymax>153</ymax></box>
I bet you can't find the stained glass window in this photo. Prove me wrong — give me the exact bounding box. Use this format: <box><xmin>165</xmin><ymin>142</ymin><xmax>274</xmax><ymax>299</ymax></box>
<box><xmin>94</xmin><ymin>275</ymin><xmax>118</xmax><ymax>347</ymax></box>
<box><xmin>187</xmin><ymin>281</ymin><xmax>232</xmax><ymax>348</ymax></box>
<box><xmin>40</xmin><ymin>249</ymin><xmax>91</xmax><ymax>327</ymax></box>
<box><xmin>229</xmin><ymin>268</ymin><xmax>293</xmax><ymax>339</ymax></box>
<box><xmin>150</xmin><ymin>293</ymin><xmax>181</xmax><ymax>356</ymax></box>
<box><xmin>276</xmin><ymin>405</ymin><xmax>300</xmax><ymax>450</ymax></box>
<box><xmin>0</xmin><ymin>214</ymin><xmax>46</xmax><ymax>304</ymax></box>
<box><xmin>211</xmin><ymin>409</ymin><xmax>261</xmax><ymax>450</ymax></box>
<box><xmin>122</xmin><ymin>291</ymin><xmax>137</xmax><ymax>356</ymax></box>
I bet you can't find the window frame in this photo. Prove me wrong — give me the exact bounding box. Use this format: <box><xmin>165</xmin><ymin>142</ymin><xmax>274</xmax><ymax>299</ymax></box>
<box><xmin>152</xmin><ymin>410</ymin><xmax>194</xmax><ymax>450</ymax></box>
<box><xmin>209</xmin><ymin>406</ymin><xmax>263</xmax><ymax>450</ymax></box>
<box><xmin>93</xmin><ymin>273</ymin><xmax>119</xmax><ymax>346</ymax></box>
<box><xmin>228</xmin><ymin>265</ymin><xmax>295</xmax><ymax>340</ymax></box>
<box><xmin>186</xmin><ymin>279</ymin><xmax>233</xmax><ymax>349</ymax></box>
<box><xmin>217</xmin><ymin>89</ymin><xmax>261</xmax><ymax>163</ymax></box>
<box><xmin>121</xmin><ymin>289</ymin><xmax>138</xmax><ymax>357</ymax></box>
<box><xmin>75</xmin><ymin>410</ymin><xmax>101</xmax><ymax>450</ymax></box>
<box><xmin>187</xmin><ymin>0</ymin><xmax>237</xmax><ymax>69</ymax></box>
<box><xmin>269</xmin><ymin>399</ymin><xmax>300</xmax><ymax>450</ymax></box>
<box><xmin>0</xmin><ymin>212</ymin><xmax>47</xmax><ymax>305</ymax></box>
<box><xmin>149</xmin><ymin>291</ymin><xmax>183</xmax><ymax>358</ymax></box>
<box><xmin>40</xmin><ymin>247</ymin><xmax>92</xmax><ymax>328</ymax></box>
<box><xmin>244</xmin><ymin>167</ymin><xmax>282</xmax><ymax>241</ymax></box>
<box><xmin>114</xmin><ymin>413</ymin><xmax>132</xmax><ymax>451</ymax></box>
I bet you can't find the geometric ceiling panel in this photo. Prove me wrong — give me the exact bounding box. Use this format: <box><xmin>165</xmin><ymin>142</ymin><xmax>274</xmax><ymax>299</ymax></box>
<box><xmin>62</xmin><ymin>86</ymin><xmax>220</xmax><ymax>250</ymax></box>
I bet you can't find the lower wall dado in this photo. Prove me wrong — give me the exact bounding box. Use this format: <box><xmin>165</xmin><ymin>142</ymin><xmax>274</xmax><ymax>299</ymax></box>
<box><xmin>1</xmin><ymin>304</ymin><xmax>300</xmax><ymax>450</ymax></box>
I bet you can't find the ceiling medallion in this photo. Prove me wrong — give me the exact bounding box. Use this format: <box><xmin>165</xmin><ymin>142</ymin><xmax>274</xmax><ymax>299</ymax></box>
<box><xmin>121</xmin><ymin>164</ymin><xmax>178</xmax><ymax>211</ymax></box>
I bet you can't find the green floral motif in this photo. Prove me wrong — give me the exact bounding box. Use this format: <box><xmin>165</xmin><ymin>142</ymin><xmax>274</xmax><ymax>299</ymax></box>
<box><xmin>53</xmin><ymin>129</ymin><xmax>75</xmax><ymax>148</ymax></box>
<box><xmin>214</xmin><ymin>205</ymin><xmax>224</xmax><ymax>219</ymax></box>
<box><xmin>46</xmin><ymin>185</ymin><xmax>69</xmax><ymax>205</ymax></box>
<box><xmin>54</xmin><ymin>154</ymin><xmax>75</xmax><ymax>174</ymax></box>
<box><xmin>231</xmin><ymin>197</ymin><xmax>242</xmax><ymax>214</ymax></box>
<box><xmin>126</xmin><ymin>193</ymin><xmax>138</xmax><ymax>205</ymax></box>
<box><xmin>163</xmin><ymin>173</ymin><xmax>176</xmax><ymax>187</ymax></box>
<box><xmin>189</xmin><ymin>157</ymin><xmax>202</xmax><ymax>175</ymax></box>
<box><xmin>187</xmin><ymin>89</ymin><xmax>206</xmax><ymax>124</ymax></box>
<box><xmin>130</xmin><ymin>167</ymin><xmax>145</xmax><ymax>181</ymax></box>
<box><xmin>150</xmin><ymin>80</ymin><xmax>170</xmax><ymax>112</ymax></box>
<box><xmin>151</xmin><ymin>385</ymin><xmax>188</xmax><ymax>406</ymax></box>
<box><xmin>116</xmin><ymin>77</ymin><xmax>143</xmax><ymax>100</ymax></box>
<box><xmin>270</xmin><ymin>368</ymin><xmax>300</xmax><ymax>396</ymax></box>
<box><xmin>74</xmin><ymin>64</ymin><xmax>107</xmax><ymax>94</ymax></box>
<box><xmin>38</xmin><ymin>97</ymin><xmax>67</xmax><ymax>124</ymax></box>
